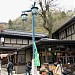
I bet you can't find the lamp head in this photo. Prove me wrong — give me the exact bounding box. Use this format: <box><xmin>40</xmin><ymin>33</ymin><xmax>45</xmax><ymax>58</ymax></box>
<box><xmin>21</xmin><ymin>13</ymin><xmax>28</xmax><ymax>21</ymax></box>
<box><xmin>31</xmin><ymin>7</ymin><xmax>38</xmax><ymax>15</ymax></box>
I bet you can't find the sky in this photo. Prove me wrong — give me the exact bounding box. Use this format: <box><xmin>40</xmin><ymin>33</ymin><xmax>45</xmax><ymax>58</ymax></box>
<box><xmin>0</xmin><ymin>0</ymin><xmax>74</xmax><ymax>23</ymax></box>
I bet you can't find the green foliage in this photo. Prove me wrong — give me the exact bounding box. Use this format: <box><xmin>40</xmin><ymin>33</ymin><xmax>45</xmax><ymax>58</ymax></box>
<box><xmin>60</xmin><ymin>11</ymin><xmax>66</xmax><ymax>18</ymax></box>
<box><xmin>8</xmin><ymin>19</ymin><xmax>13</xmax><ymax>29</ymax></box>
<box><xmin>6</xmin><ymin>9</ymin><xmax>73</xmax><ymax>35</ymax></box>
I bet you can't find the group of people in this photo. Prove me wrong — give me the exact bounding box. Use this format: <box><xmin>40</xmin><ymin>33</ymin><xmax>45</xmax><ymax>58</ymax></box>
<box><xmin>6</xmin><ymin>60</ymin><xmax>63</xmax><ymax>75</ymax></box>
<box><xmin>39</xmin><ymin>60</ymin><xmax>63</xmax><ymax>75</ymax></box>
<box><xmin>6</xmin><ymin>61</ymin><xmax>32</xmax><ymax>75</ymax></box>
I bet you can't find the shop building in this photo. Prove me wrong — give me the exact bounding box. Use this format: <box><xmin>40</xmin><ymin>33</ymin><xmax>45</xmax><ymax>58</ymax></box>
<box><xmin>0</xmin><ymin>29</ymin><xmax>47</xmax><ymax>73</ymax></box>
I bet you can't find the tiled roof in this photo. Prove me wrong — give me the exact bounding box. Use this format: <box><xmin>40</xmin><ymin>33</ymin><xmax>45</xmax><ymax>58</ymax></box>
<box><xmin>0</xmin><ymin>29</ymin><xmax>48</xmax><ymax>38</ymax></box>
<box><xmin>0</xmin><ymin>46</ymin><xmax>19</xmax><ymax>50</ymax></box>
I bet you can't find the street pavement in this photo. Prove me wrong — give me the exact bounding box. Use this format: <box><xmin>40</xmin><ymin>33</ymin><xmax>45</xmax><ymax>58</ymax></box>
<box><xmin>1</xmin><ymin>67</ymin><xmax>40</xmax><ymax>75</ymax></box>
<box><xmin>0</xmin><ymin>60</ymin><xmax>25</xmax><ymax>75</ymax></box>
<box><xmin>1</xmin><ymin>68</ymin><xmax>25</xmax><ymax>75</ymax></box>
<box><xmin>0</xmin><ymin>63</ymin><xmax>39</xmax><ymax>75</ymax></box>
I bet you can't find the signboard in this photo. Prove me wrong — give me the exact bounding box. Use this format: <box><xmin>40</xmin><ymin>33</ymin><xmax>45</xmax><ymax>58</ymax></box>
<box><xmin>33</xmin><ymin>42</ymin><xmax>40</xmax><ymax>66</ymax></box>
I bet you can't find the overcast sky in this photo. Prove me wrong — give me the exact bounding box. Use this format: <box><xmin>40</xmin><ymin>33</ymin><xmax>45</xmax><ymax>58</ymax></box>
<box><xmin>0</xmin><ymin>0</ymin><xmax>74</xmax><ymax>22</ymax></box>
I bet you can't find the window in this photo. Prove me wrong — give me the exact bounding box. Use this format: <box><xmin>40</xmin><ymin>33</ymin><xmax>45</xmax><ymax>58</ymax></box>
<box><xmin>67</xmin><ymin>28</ymin><xmax>69</xmax><ymax>36</ymax></box>
<box><xmin>63</xmin><ymin>30</ymin><xmax>66</xmax><ymax>38</ymax></box>
<box><xmin>23</xmin><ymin>39</ymin><xmax>28</xmax><ymax>44</ymax></box>
<box><xmin>59</xmin><ymin>33</ymin><xmax>62</xmax><ymax>39</ymax></box>
<box><xmin>67</xmin><ymin>27</ymin><xmax>71</xmax><ymax>36</ymax></box>
<box><xmin>11</xmin><ymin>39</ymin><xmax>16</xmax><ymax>43</ymax></box>
<box><xmin>17</xmin><ymin>39</ymin><xmax>22</xmax><ymax>44</ymax></box>
<box><xmin>62</xmin><ymin>32</ymin><xmax>64</xmax><ymax>38</ymax></box>
<box><xmin>5</xmin><ymin>38</ymin><xmax>10</xmax><ymax>43</ymax></box>
<box><xmin>18</xmin><ymin>54</ymin><xmax>25</xmax><ymax>64</ymax></box>
<box><xmin>59</xmin><ymin>30</ymin><xmax>67</xmax><ymax>39</ymax></box>
<box><xmin>72</xmin><ymin>25</ymin><xmax>74</xmax><ymax>34</ymax></box>
<box><xmin>68</xmin><ymin>27</ymin><xmax>71</xmax><ymax>35</ymax></box>
<box><xmin>59</xmin><ymin>32</ymin><xmax>64</xmax><ymax>39</ymax></box>
<box><xmin>74</xmin><ymin>24</ymin><xmax>75</xmax><ymax>33</ymax></box>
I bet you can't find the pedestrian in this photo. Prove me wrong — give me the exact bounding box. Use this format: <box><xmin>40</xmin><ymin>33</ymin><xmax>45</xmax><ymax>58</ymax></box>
<box><xmin>25</xmin><ymin>62</ymin><xmax>31</xmax><ymax>75</ymax></box>
<box><xmin>40</xmin><ymin>67</ymin><xmax>48</xmax><ymax>75</ymax></box>
<box><xmin>7</xmin><ymin>60</ymin><xmax>13</xmax><ymax>75</ymax></box>
<box><xmin>55</xmin><ymin>60</ymin><xmax>63</xmax><ymax>75</ymax></box>
<box><xmin>48</xmin><ymin>69</ymin><xmax>53</xmax><ymax>75</ymax></box>
<box><xmin>47</xmin><ymin>63</ymin><xmax>53</xmax><ymax>75</ymax></box>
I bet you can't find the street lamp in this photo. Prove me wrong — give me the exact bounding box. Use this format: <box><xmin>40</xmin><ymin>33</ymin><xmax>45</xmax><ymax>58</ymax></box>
<box><xmin>21</xmin><ymin>2</ymin><xmax>38</xmax><ymax>75</ymax></box>
<box><xmin>31</xmin><ymin>7</ymin><xmax>38</xmax><ymax>15</ymax></box>
<box><xmin>21</xmin><ymin>13</ymin><xmax>28</xmax><ymax>21</ymax></box>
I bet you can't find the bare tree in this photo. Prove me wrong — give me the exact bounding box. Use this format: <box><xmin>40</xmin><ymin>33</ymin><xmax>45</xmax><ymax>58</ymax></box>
<box><xmin>36</xmin><ymin>0</ymin><xmax>58</xmax><ymax>38</ymax></box>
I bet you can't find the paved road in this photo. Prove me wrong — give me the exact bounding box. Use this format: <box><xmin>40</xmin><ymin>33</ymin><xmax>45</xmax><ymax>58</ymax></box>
<box><xmin>0</xmin><ymin>60</ymin><xmax>25</xmax><ymax>75</ymax></box>
<box><xmin>0</xmin><ymin>61</ymin><xmax>7</xmax><ymax>75</ymax></box>
<box><xmin>1</xmin><ymin>68</ymin><xmax>25</xmax><ymax>75</ymax></box>
<box><xmin>0</xmin><ymin>64</ymin><xmax>39</xmax><ymax>75</ymax></box>
<box><xmin>1</xmin><ymin>68</ymin><xmax>40</xmax><ymax>75</ymax></box>
<box><xmin>1</xmin><ymin>68</ymin><xmax>7</xmax><ymax>75</ymax></box>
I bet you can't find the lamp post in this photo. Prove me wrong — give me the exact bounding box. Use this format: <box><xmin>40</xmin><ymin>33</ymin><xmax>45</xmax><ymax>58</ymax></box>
<box><xmin>21</xmin><ymin>2</ymin><xmax>38</xmax><ymax>75</ymax></box>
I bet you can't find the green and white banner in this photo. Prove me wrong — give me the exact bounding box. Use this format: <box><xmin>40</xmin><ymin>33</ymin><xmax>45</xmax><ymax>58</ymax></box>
<box><xmin>33</xmin><ymin>42</ymin><xmax>40</xmax><ymax>66</ymax></box>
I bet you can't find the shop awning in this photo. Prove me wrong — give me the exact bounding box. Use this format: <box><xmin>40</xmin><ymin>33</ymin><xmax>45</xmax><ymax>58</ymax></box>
<box><xmin>0</xmin><ymin>54</ymin><xmax>8</xmax><ymax>58</ymax></box>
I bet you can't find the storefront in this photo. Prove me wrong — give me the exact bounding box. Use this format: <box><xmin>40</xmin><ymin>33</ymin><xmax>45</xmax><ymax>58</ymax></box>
<box><xmin>36</xmin><ymin>39</ymin><xmax>75</xmax><ymax>65</ymax></box>
<box><xmin>20</xmin><ymin>39</ymin><xmax>75</xmax><ymax>66</ymax></box>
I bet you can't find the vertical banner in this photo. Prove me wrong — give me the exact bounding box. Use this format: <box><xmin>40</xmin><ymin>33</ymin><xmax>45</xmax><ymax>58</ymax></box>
<box><xmin>33</xmin><ymin>42</ymin><xmax>40</xmax><ymax>66</ymax></box>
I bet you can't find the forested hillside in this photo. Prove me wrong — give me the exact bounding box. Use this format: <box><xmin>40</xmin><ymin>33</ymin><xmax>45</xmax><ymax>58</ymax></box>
<box><xmin>0</xmin><ymin>22</ymin><xmax>8</xmax><ymax>31</ymax></box>
<box><xmin>0</xmin><ymin>10</ymin><xmax>74</xmax><ymax>35</ymax></box>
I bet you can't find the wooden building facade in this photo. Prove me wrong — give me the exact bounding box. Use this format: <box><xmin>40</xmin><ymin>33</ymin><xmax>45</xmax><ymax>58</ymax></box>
<box><xmin>52</xmin><ymin>16</ymin><xmax>75</xmax><ymax>40</ymax></box>
<box><xmin>21</xmin><ymin>39</ymin><xmax>75</xmax><ymax>65</ymax></box>
<box><xmin>19</xmin><ymin>16</ymin><xmax>75</xmax><ymax>73</ymax></box>
<box><xmin>20</xmin><ymin>16</ymin><xmax>75</xmax><ymax>67</ymax></box>
<box><xmin>52</xmin><ymin>16</ymin><xmax>75</xmax><ymax>66</ymax></box>
<box><xmin>0</xmin><ymin>29</ymin><xmax>47</xmax><ymax>73</ymax></box>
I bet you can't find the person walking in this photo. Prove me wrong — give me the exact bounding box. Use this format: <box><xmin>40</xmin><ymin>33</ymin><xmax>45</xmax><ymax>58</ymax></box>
<box><xmin>55</xmin><ymin>60</ymin><xmax>63</xmax><ymax>75</ymax></box>
<box><xmin>25</xmin><ymin>62</ymin><xmax>31</xmax><ymax>75</ymax></box>
<box><xmin>40</xmin><ymin>67</ymin><xmax>48</xmax><ymax>75</ymax></box>
<box><xmin>7</xmin><ymin>60</ymin><xmax>13</xmax><ymax>75</ymax></box>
